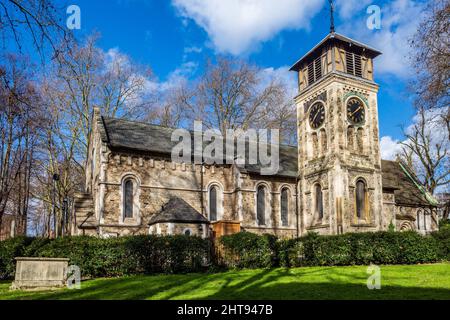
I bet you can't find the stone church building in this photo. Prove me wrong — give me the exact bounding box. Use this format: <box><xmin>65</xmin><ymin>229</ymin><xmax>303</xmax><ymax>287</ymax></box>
<box><xmin>74</xmin><ymin>31</ymin><xmax>439</xmax><ymax>238</ymax></box>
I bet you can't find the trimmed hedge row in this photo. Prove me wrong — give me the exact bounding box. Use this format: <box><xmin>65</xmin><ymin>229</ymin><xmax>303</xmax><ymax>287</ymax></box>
<box><xmin>278</xmin><ymin>231</ymin><xmax>441</xmax><ymax>268</ymax></box>
<box><xmin>1</xmin><ymin>229</ymin><xmax>449</xmax><ymax>279</ymax></box>
<box><xmin>220</xmin><ymin>230</ymin><xmax>449</xmax><ymax>269</ymax></box>
<box><xmin>0</xmin><ymin>235</ymin><xmax>211</xmax><ymax>280</ymax></box>
<box><xmin>218</xmin><ymin>232</ymin><xmax>278</xmax><ymax>269</ymax></box>
<box><xmin>431</xmin><ymin>224</ymin><xmax>450</xmax><ymax>261</ymax></box>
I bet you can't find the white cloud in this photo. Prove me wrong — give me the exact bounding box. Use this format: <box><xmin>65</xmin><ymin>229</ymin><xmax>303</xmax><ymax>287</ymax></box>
<box><xmin>259</xmin><ymin>65</ymin><xmax>297</xmax><ymax>97</ymax></box>
<box><xmin>172</xmin><ymin>0</ymin><xmax>325</xmax><ymax>55</ymax></box>
<box><xmin>184</xmin><ymin>46</ymin><xmax>202</xmax><ymax>54</ymax></box>
<box><xmin>380</xmin><ymin>135</ymin><xmax>402</xmax><ymax>160</ymax></box>
<box><xmin>335</xmin><ymin>0</ymin><xmax>372</xmax><ymax>19</ymax></box>
<box><xmin>337</xmin><ymin>0</ymin><xmax>425</xmax><ymax>78</ymax></box>
<box><xmin>145</xmin><ymin>61</ymin><xmax>198</xmax><ymax>93</ymax></box>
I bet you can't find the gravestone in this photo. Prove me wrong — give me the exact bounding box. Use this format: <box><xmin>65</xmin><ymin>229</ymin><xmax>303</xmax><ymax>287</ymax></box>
<box><xmin>11</xmin><ymin>257</ymin><xmax>69</xmax><ymax>290</ymax></box>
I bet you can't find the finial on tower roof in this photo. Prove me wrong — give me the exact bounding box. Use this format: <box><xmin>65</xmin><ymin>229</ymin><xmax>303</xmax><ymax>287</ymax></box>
<box><xmin>329</xmin><ymin>0</ymin><xmax>335</xmax><ymax>33</ymax></box>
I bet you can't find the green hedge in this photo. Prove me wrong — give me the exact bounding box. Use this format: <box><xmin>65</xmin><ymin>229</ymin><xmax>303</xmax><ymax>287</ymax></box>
<box><xmin>225</xmin><ymin>230</ymin><xmax>447</xmax><ymax>269</ymax></box>
<box><xmin>0</xmin><ymin>235</ymin><xmax>211</xmax><ymax>280</ymax></box>
<box><xmin>431</xmin><ymin>224</ymin><xmax>450</xmax><ymax>261</ymax></box>
<box><xmin>1</xmin><ymin>229</ymin><xmax>449</xmax><ymax>279</ymax></box>
<box><xmin>218</xmin><ymin>232</ymin><xmax>278</xmax><ymax>268</ymax></box>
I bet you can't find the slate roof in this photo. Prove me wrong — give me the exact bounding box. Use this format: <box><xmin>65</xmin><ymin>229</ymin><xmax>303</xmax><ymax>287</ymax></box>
<box><xmin>381</xmin><ymin>160</ymin><xmax>433</xmax><ymax>207</ymax></box>
<box><xmin>101</xmin><ymin>117</ymin><xmax>434</xmax><ymax>207</ymax></box>
<box><xmin>102</xmin><ymin>117</ymin><xmax>176</xmax><ymax>155</ymax></box>
<box><xmin>148</xmin><ymin>197</ymin><xmax>209</xmax><ymax>225</ymax></box>
<box><xmin>102</xmin><ymin>117</ymin><xmax>298</xmax><ymax>178</ymax></box>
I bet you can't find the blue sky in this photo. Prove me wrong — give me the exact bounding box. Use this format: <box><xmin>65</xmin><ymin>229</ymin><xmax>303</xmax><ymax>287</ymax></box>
<box><xmin>56</xmin><ymin>0</ymin><xmax>428</xmax><ymax>156</ymax></box>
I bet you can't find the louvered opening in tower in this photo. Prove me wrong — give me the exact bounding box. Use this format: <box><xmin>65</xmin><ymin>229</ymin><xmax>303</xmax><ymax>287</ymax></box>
<box><xmin>346</xmin><ymin>52</ymin><xmax>363</xmax><ymax>78</ymax></box>
<box><xmin>308</xmin><ymin>62</ymin><xmax>315</xmax><ymax>86</ymax></box>
<box><xmin>354</xmin><ymin>54</ymin><xmax>362</xmax><ymax>77</ymax></box>
<box><xmin>346</xmin><ymin>52</ymin><xmax>354</xmax><ymax>76</ymax></box>
<box><xmin>314</xmin><ymin>57</ymin><xmax>322</xmax><ymax>81</ymax></box>
<box><xmin>307</xmin><ymin>56</ymin><xmax>323</xmax><ymax>87</ymax></box>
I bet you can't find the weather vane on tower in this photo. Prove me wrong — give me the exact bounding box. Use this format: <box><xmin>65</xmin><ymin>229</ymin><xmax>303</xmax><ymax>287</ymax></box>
<box><xmin>329</xmin><ymin>0</ymin><xmax>335</xmax><ymax>33</ymax></box>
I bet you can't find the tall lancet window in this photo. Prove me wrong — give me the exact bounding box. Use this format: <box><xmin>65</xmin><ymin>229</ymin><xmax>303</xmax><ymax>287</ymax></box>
<box><xmin>417</xmin><ymin>210</ymin><xmax>422</xmax><ymax>230</ymax></box>
<box><xmin>257</xmin><ymin>186</ymin><xmax>266</xmax><ymax>225</ymax></box>
<box><xmin>315</xmin><ymin>184</ymin><xmax>324</xmax><ymax>220</ymax></box>
<box><xmin>124</xmin><ymin>179</ymin><xmax>134</xmax><ymax>218</ymax></box>
<box><xmin>209</xmin><ymin>186</ymin><xmax>218</xmax><ymax>222</ymax></box>
<box><xmin>281</xmin><ymin>188</ymin><xmax>289</xmax><ymax>227</ymax></box>
<box><xmin>356</xmin><ymin>180</ymin><xmax>366</xmax><ymax>219</ymax></box>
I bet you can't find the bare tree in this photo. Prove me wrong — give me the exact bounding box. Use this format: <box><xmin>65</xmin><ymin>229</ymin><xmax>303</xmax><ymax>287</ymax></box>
<box><xmin>0</xmin><ymin>0</ymin><xmax>69</xmax><ymax>59</ymax></box>
<box><xmin>257</xmin><ymin>91</ymin><xmax>297</xmax><ymax>145</ymax></box>
<box><xmin>410</xmin><ymin>0</ymin><xmax>450</xmax><ymax>138</ymax></box>
<box><xmin>176</xmin><ymin>58</ymin><xmax>287</xmax><ymax>136</ymax></box>
<box><xmin>0</xmin><ymin>54</ymin><xmax>42</xmax><ymax>233</ymax></box>
<box><xmin>53</xmin><ymin>35</ymin><xmax>154</xmax><ymax>163</ymax></box>
<box><xmin>144</xmin><ymin>86</ymin><xmax>186</xmax><ymax>128</ymax></box>
<box><xmin>400</xmin><ymin>106</ymin><xmax>449</xmax><ymax>194</ymax></box>
<box><xmin>27</xmin><ymin>35</ymin><xmax>156</xmax><ymax>236</ymax></box>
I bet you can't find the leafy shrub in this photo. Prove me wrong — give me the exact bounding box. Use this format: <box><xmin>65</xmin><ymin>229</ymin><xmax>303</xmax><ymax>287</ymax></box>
<box><xmin>431</xmin><ymin>225</ymin><xmax>450</xmax><ymax>260</ymax></box>
<box><xmin>0</xmin><ymin>236</ymin><xmax>35</xmax><ymax>279</ymax></box>
<box><xmin>0</xmin><ymin>235</ymin><xmax>211</xmax><ymax>279</ymax></box>
<box><xmin>1</xmin><ymin>229</ymin><xmax>447</xmax><ymax>279</ymax></box>
<box><xmin>279</xmin><ymin>231</ymin><xmax>441</xmax><ymax>268</ymax></box>
<box><xmin>219</xmin><ymin>232</ymin><xmax>278</xmax><ymax>269</ymax></box>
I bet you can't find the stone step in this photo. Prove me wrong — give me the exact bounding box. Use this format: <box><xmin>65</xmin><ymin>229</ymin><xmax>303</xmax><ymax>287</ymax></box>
<box><xmin>74</xmin><ymin>195</ymin><xmax>93</xmax><ymax>201</ymax></box>
<box><xmin>75</xmin><ymin>208</ymin><xmax>94</xmax><ymax>214</ymax></box>
<box><xmin>74</xmin><ymin>200</ymin><xmax>93</xmax><ymax>206</ymax></box>
<box><xmin>74</xmin><ymin>192</ymin><xmax>93</xmax><ymax>199</ymax></box>
<box><xmin>75</xmin><ymin>205</ymin><xmax>92</xmax><ymax>210</ymax></box>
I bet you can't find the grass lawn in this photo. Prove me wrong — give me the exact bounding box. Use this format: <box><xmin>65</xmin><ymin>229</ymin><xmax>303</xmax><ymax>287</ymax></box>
<box><xmin>1</xmin><ymin>263</ymin><xmax>449</xmax><ymax>300</ymax></box>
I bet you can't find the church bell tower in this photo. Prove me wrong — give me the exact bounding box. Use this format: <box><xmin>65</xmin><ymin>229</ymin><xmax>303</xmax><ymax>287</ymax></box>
<box><xmin>290</xmin><ymin>17</ymin><xmax>385</xmax><ymax>235</ymax></box>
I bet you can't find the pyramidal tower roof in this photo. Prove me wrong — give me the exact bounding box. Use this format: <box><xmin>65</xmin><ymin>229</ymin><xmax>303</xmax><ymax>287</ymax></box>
<box><xmin>290</xmin><ymin>32</ymin><xmax>382</xmax><ymax>72</ymax></box>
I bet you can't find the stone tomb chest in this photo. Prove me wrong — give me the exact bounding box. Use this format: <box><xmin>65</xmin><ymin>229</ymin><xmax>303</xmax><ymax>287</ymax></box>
<box><xmin>11</xmin><ymin>257</ymin><xmax>69</xmax><ymax>290</ymax></box>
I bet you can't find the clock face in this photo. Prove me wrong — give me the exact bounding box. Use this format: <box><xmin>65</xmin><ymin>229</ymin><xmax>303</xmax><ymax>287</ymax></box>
<box><xmin>309</xmin><ymin>102</ymin><xmax>325</xmax><ymax>129</ymax></box>
<box><xmin>347</xmin><ymin>98</ymin><xmax>365</xmax><ymax>124</ymax></box>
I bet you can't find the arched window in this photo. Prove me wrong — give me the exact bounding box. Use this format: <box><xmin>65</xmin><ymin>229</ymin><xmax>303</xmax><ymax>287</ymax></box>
<box><xmin>315</xmin><ymin>184</ymin><xmax>323</xmax><ymax>220</ymax></box>
<box><xmin>257</xmin><ymin>186</ymin><xmax>266</xmax><ymax>225</ymax></box>
<box><xmin>423</xmin><ymin>211</ymin><xmax>428</xmax><ymax>231</ymax></box>
<box><xmin>281</xmin><ymin>188</ymin><xmax>289</xmax><ymax>227</ymax></box>
<box><xmin>209</xmin><ymin>186</ymin><xmax>218</xmax><ymax>221</ymax></box>
<box><xmin>124</xmin><ymin>179</ymin><xmax>134</xmax><ymax>218</ymax></box>
<box><xmin>356</xmin><ymin>180</ymin><xmax>366</xmax><ymax>219</ymax></box>
<box><xmin>417</xmin><ymin>210</ymin><xmax>422</xmax><ymax>230</ymax></box>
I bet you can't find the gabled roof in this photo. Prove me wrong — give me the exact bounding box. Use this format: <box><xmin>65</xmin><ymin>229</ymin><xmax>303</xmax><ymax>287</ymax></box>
<box><xmin>148</xmin><ymin>197</ymin><xmax>208</xmax><ymax>225</ymax></box>
<box><xmin>290</xmin><ymin>32</ymin><xmax>382</xmax><ymax>72</ymax></box>
<box><xmin>101</xmin><ymin>117</ymin><xmax>298</xmax><ymax>178</ymax></box>
<box><xmin>102</xmin><ymin>117</ymin><xmax>177</xmax><ymax>155</ymax></box>
<box><xmin>381</xmin><ymin>160</ymin><xmax>436</xmax><ymax>207</ymax></box>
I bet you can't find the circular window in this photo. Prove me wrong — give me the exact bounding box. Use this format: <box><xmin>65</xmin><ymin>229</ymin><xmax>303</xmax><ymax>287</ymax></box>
<box><xmin>184</xmin><ymin>228</ymin><xmax>192</xmax><ymax>236</ymax></box>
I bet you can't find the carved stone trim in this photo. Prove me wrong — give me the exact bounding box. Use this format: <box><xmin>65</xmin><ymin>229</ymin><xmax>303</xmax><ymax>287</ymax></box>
<box><xmin>304</xmin><ymin>91</ymin><xmax>328</xmax><ymax>114</ymax></box>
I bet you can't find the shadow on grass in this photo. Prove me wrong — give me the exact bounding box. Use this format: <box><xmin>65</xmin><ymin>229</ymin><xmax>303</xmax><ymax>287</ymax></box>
<box><xmin>2</xmin><ymin>266</ymin><xmax>450</xmax><ymax>300</ymax></box>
